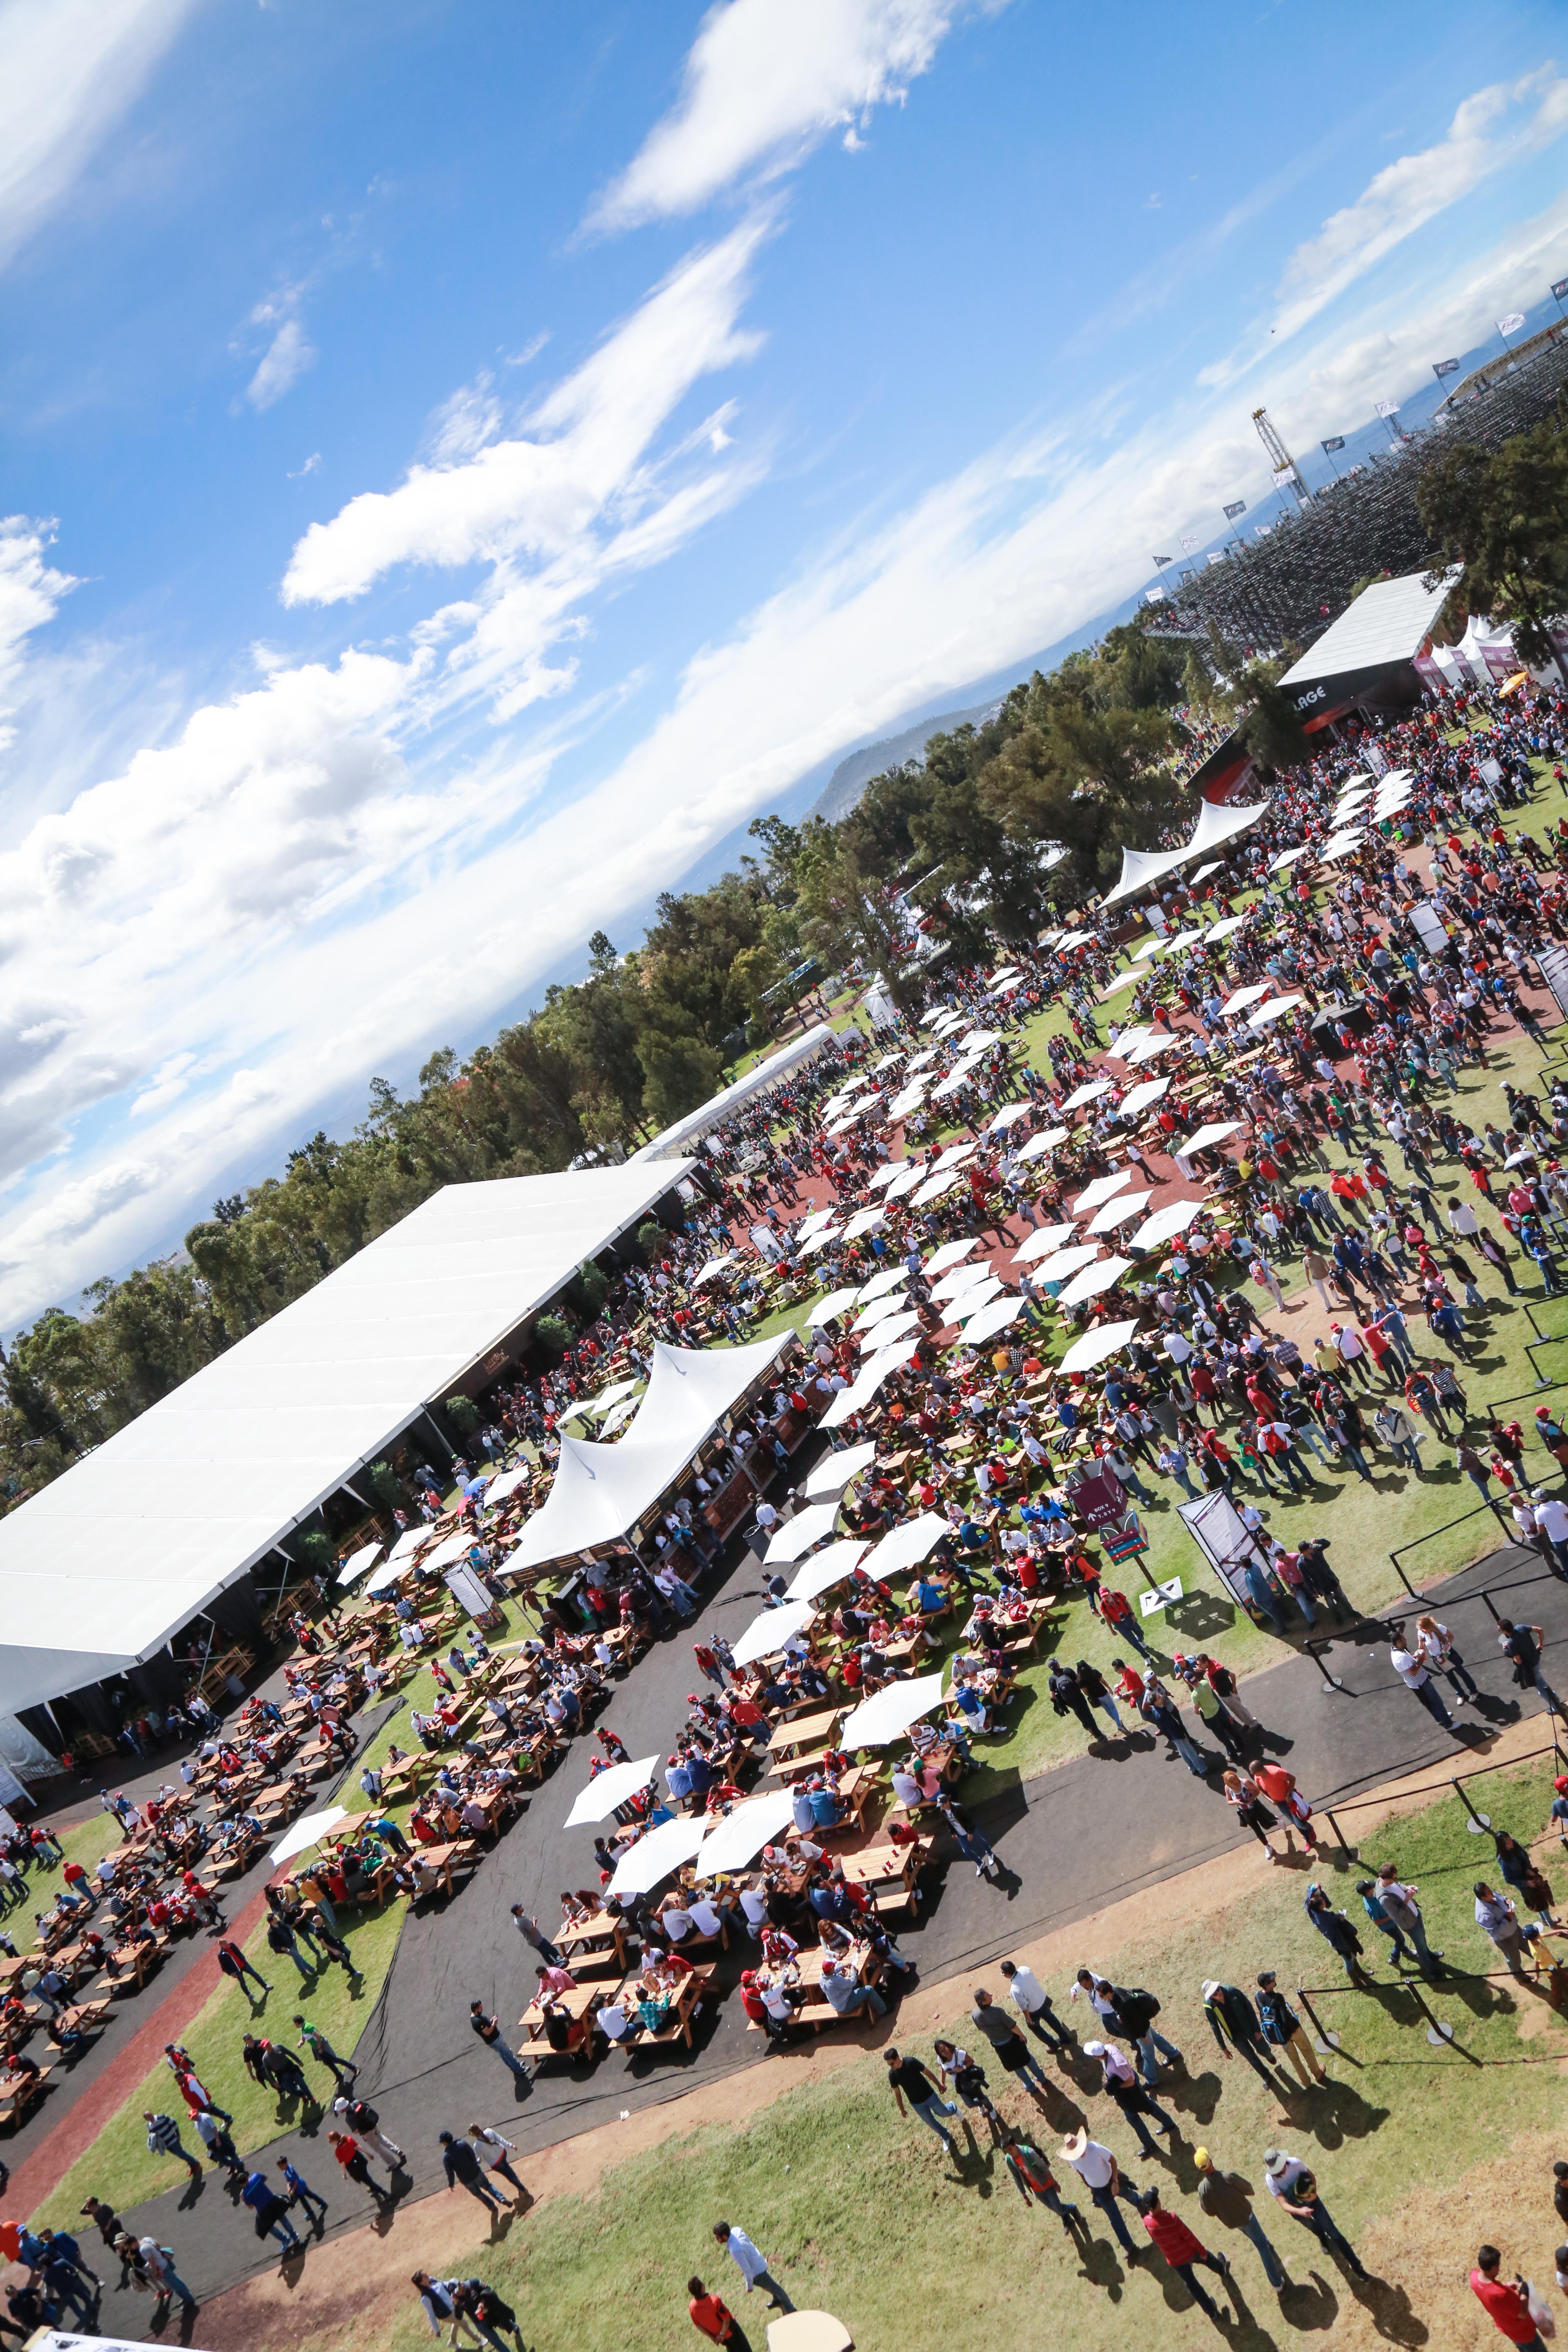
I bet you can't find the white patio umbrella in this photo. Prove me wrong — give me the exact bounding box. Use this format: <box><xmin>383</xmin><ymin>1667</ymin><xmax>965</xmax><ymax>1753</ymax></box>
<box><xmin>270</xmin><ymin>1806</ymin><xmax>350</xmax><ymax>1867</ymax></box>
<box><xmin>1177</xmin><ymin>1119</ymin><xmax>1243</xmax><ymax>1155</ymax></box>
<box><xmin>951</xmin><ymin>1295</ymin><xmax>1024</xmax><ymax>1350</ymax></box>
<box><xmin>949</xmin><ymin>1276</ymin><xmax>1005</xmax><ymax>1321</ymax></box>
<box><xmin>1189</xmin><ymin>860</ymin><xmax>1222</xmax><ymax>883</ymax></box>
<box><xmin>1012</xmin><ymin>1222</ymin><xmax>1079</xmax><ymax>1263</ymax></box>
<box><xmin>1058</xmin><ymin>1253</ymin><xmax>1134</xmax><ymax>1305</ymax></box>
<box><xmin>1073</xmin><ymin>1168</ymin><xmax>1132</xmax><ymax>1215</ymax></box>
<box><xmin>799</xmin><ymin>1225</ymin><xmax>843</xmax><ymax>1256</ymax></box>
<box><xmin>564</xmin><ymin>1755</ymin><xmax>660</xmax><ymax>1829</ymax></box>
<box><xmin>887</xmin><ymin>1082</ymin><xmax>930</xmax><ymax>1120</ymax></box>
<box><xmin>1220</xmin><ymin>982</ymin><xmax>1272</xmax><ymax>1016</ymax></box>
<box><xmin>1153</xmin><ymin>928</ymin><xmax>1207</xmax><ymax>958</ymax></box>
<box><xmin>1317</xmin><ymin>829</ymin><xmax>1366</xmax><ymax>862</ymax></box>
<box><xmin>1026</xmin><ymin>1241</ymin><xmax>1102</xmax><ymax>1283</ymax></box>
<box><xmin>1087</xmin><ymin>1188</ymin><xmax>1152</xmax><ymax>1234</ymax></box>
<box><xmin>869</xmin><ymin>1050</ymin><xmax>904</xmax><ymax>1074</ymax></box>
<box><xmin>925</xmin><ymin>1237</ymin><xmax>980</xmax><ymax>1276</ymax></box>
<box><xmin>858</xmin><ymin>1308</ymin><xmax>920</xmax><ymax>1350</ymax></box>
<box><xmin>861</xmin><ymin>1511</ymin><xmax>948</xmax><ymax>1583</ymax></box>
<box><xmin>806</xmin><ymin>1286</ymin><xmax>862</xmax><ymax>1327</ymax></box>
<box><xmin>691</xmin><ymin>1255</ymin><xmax>738</xmax><ymax>1287</ymax></box>
<box><xmin>597</xmin><ymin>1397</ymin><xmax>638</xmax><ymax>1437</ymax></box>
<box><xmin>933</xmin><ymin>1143</ymin><xmax>976</xmax><ymax>1170</ymax></box>
<box><xmin>904</xmin><ymin>1046</ymin><xmax>940</xmax><ymax>1071</ymax></box>
<box><xmin>728</xmin><ymin>1598</ymin><xmax>817</xmax><ymax>1672</ymax></box>
<box><xmin>1100</xmin><ymin>964</ymin><xmax>1149</xmax><ymax>996</ymax></box>
<box><xmin>797</xmin><ymin>1208</ymin><xmax>836</xmax><ymax>1241</ymax></box>
<box><xmin>1123</xmin><ymin>1031</ymin><xmax>1183</xmax><ymax>1066</ymax></box>
<box><xmin>1205</xmin><ymin>912</ymin><xmax>1249</xmax><ymax>941</ymax></box>
<box><xmin>335</xmin><ymin>1539</ymin><xmax>384</xmax><ymax>1588</ymax></box>
<box><xmin>1015</xmin><ymin>1126</ymin><xmax>1069</xmax><ymax>1161</ymax></box>
<box><xmin>825</xmin><ymin>1110</ymin><xmax>869</xmax><ymax>1138</ymax></box>
<box><xmin>857</xmin><ymin>1266</ymin><xmax>909</xmax><ymax>1303</ymax></box>
<box><xmin>930</xmin><ymin>1262</ymin><xmax>994</xmax><ymax>1303</ymax></box>
<box><xmin>911</xmin><ymin>1169</ymin><xmax>966</xmax><ymax>1206</ymax></box>
<box><xmin>605</xmin><ymin>1816</ymin><xmax>708</xmax><ymax>1902</ymax></box>
<box><xmin>481</xmin><ymin>1466</ymin><xmax>531</xmax><ymax>1512</ymax></box>
<box><xmin>804</xmin><ymin>1441</ymin><xmax>877</xmax><ymax>1499</ymax></box>
<box><xmin>1058</xmin><ymin>1317</ymin><xmax>1141</xmax><ymax>1375</ymax></box>
<box><xmin>882</xmin><ymin>1164</ymin><xmax>924</xmax><ymax>1198</ymax></box>
<box><xmin>839</xmin><ymin>1670</ymin><xmax>948</xmax><ymax>1751</ymax></box>
<box><xmin>787</xmin><ymin>1538</ymin><xmax>872</xmax><ymax>1603</ymax></box>
<box><xmin>764</xmin><ymin>1501</ymin><xmax>843</xmax><ymax>1565</ymax></box>
<box><xmin>1132</xmin><ymin>1195</ymin><xmax>1206</xmax><ymax>1248</ymax></box>
<box><xmin>577</xmin><ymin>1377</ymin><xmax>641</xmax><ymax>1418</ymax></box>
<box><xmin>956</xmin><ymin>1027</ymin><xmax>1002</xmax><ymax>1050</ymax></box>
<box><xmin>842</xmin><ymin>1206</ymin><xmax>887</xmax><ymax>1240</ymax></box>
<box><xmin>1269</xmin><ymin>842</ymin><xmax>1314</xmax><ymax>871</ymax></box>
<box><xmin>1246</xmin><ymin>992</ymin><xmax>1305</xmax><ymax>1028</ymax></box>
<box><xmin>1059</xmin><ymin>1078</ymin><xmax>1114</xmax><ymax>1112</ymax></box>
<box><xmin>990</xmin><ymin>974</ymin><xmax>1025</xmax><ymax>996</ymax></box>
<box><xmin>868</xmin><ymin>1160</ymin><xmax>907</xmax><ymax>1190</ymax></box>
<box><xmin>693</xmin><ymin>1792</ymin><xmax>799</xmax><ymax>1880</ymax></box>
<box><xmin>929</xmin><ymin>1062</ymin><xmax>982</xmax><ymax>1103</ymax></box>
<box><xmin>1117</xmin><ymin>1076</ymin><xmax>1170</xmax><ymax>1119</ymax></box>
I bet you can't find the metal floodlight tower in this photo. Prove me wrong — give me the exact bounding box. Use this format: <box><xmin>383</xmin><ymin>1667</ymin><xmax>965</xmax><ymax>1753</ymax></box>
<box><xmin>1252</xmin><ymin>406</ymin><xmax>1311</xmax><ymax>506</ymax></box>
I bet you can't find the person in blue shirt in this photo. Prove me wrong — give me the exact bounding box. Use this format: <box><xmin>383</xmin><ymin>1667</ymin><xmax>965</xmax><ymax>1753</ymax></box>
<box><xmin>278</xmin><ymin>2156</ymin><xmax>329</xmax><ymax>2227</ymax></box>
<box><xmin>241</xmin><ymin>2168</ymin><xmax>303</xmax><ymax>2250</ymax></box>
<box><xmin>913</xmin><ymin>1577</ymin><xmax>947</xmax><ymax>1615</ymax></box>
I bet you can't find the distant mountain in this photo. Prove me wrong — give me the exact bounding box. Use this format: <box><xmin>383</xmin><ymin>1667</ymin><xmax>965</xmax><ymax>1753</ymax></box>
<box><xmin>806</xmin><ymin>697</ymin><xmax>1005</xmax><ymax>822</ymax></box>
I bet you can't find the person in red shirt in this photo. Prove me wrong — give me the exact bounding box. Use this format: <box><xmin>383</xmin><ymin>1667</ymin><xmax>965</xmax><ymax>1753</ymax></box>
<box><xmin>1470</xmin><ymin>2245</ymin><xmax>1549</xmax><ymax>2346</ymax></box>
<box><xmin>687</xmin><ymin>2276</ymin><xmax>749</xmax><ymax>2345</ymax></box>
<box><xmin>1138</xmin><ymin>2187</ymin><xmax>1232</xmax><ymax>2321</ymax></box>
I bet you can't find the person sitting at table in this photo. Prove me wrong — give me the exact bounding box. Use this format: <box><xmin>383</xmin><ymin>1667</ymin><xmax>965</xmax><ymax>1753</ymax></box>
<box><xmin>950</xmin><ymin>1674</ymin><xmax>992</xmax><ymax>1735</ymax></box>
<box><xmin>635</xmin><ymin>1982</ymin><xmax>673</xmax><ymax>2035</ymax></box>
<box><xmin>820</xmin><ymin>1956</ymin><xmax>886</xmax><ymax>2020</ymax></box>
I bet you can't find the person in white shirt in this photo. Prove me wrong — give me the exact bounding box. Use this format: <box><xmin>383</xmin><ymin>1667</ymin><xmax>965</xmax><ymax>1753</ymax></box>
<box><xmin>1530</xmin><ymin>1488</ymin><xmax>1568</xmax><ymax>1576</ymax></box>
<box><xmin>467</xmin><ymin>2124</ymin><xmax>526</xmax><ymax>2204</ymax></box>
<box><xmin>1000</xmin><ymin>1958</ymin><xmax>1067</xmax><ymax>2049</ymax></box>
<box><xmin>1060</xmin><ymin>2129</ymin><xmax>1139</xmax><ymax>2257</ymax></box>
<box><xmin>712</xmin><ymin>2223</ymin><xmax>794</xmax><ymax>2313</ymax></box>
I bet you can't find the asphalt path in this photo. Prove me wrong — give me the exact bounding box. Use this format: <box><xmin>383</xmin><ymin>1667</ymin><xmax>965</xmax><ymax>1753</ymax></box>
<box><xmin>37</xmin><ymin>1520</ymin><xmax>1568</xmax><ymax>2332</ymax></box>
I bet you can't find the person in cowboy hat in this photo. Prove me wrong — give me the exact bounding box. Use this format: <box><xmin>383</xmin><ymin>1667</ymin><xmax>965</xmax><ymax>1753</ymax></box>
<box><xmin>1059</xmin><ymin>2125</ymin><xmax>1141</xmax><ymax>2259</ymax></box>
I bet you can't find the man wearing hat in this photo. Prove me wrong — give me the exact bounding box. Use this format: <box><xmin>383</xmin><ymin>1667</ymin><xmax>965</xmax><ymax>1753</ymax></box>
<box><xmin>1060</xmin><ymin>2127</ymin><xmax>1140</xmax><ymax>2260</ymax></box>
<box><xmin>1193</xmin><ymin>2146</ymin><xmax>1290</xmax><ymax>2291</ymax></box>
<box><xmin>1263</xmin><ymin>2147</ymin><xmax>1367</xmax><ymax>2276</ymax></box>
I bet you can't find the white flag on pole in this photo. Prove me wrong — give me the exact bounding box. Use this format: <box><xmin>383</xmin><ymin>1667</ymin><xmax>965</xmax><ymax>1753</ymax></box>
<box><xmin>1497</xmin><ymin>312</ymin><xmax>1526</xmax><ymax>335</ymax></box>
<box><xmin>1374</xmin><ymin>399</ymin><xmax>1400</xmax><ymax>418</ymax></box>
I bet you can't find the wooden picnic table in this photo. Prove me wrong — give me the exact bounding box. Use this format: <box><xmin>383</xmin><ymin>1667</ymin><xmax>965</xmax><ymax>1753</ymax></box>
<box><xmin>519</xmin><ymin>1978</ymin><xmax>605</xmax><ymax>2031</ymax></box>
<box><xmin>380</xmin><ymin>1753</ymin><xmax>436</xmax><ymax>1796</ymax></box>
<box><xmin>619</xmin><ymin>1962</ymin><xmax>714</xmax><ymax>2053</ymax></box>
<box><xmin>0</xmin><ymin>2061</ymin><xmax>51</xmax><ymax>2129</ymax></box>
<box><xmin>406</xmin><ymin>1839</ymin><xmax>479</xmax><ymax>1899</ymax></box>
<box><xmin>554</xmin><ymin>1915</ymin><xmax>628</xmax><ymax>1973</ymax></box>
<box><xmin>766</xmin><ymin>1742</ymin><xmax>840</xmax><ymax>1784</ymax></box>
<box><xmin>838</xmin><ymin>1836</ymin><xmax>928</xmax><ymax>1894</ymax></box>
<box><xmin>108</xmin><ymin>1933</ymin><xmax>167</xmax><ymax>1990</ymax></box>
<box><xmin>766</xmin><ymin>1705</ymin><xmax>842</xmax><ymax>1758</ymax></box>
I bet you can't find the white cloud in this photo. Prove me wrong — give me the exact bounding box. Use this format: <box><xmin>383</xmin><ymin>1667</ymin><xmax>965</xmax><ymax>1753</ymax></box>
<box><xmin>0</xmin><ymin>0</ymin><xmax>195</xmax><ymax>273</ymax></box>
<box><xmin>283</xmin><ymin>220</ymin><xmax>768</xmax><ymax>607</ymax></box>
<box><xmin>288</xmin><ymin>452</ymin><xmax>322</xmax><ymax>479</ymax></box>
<box><xmin>0</xmin><ymin>154</ymin><xmax>1564</xmax><ymax>1325</ymax></box>
<box><xmin>246</xmin><ymin>311</ymin><xmax>317</xmax><ymax>412</ymax></box>
<box><xmin>1203</xmin><ymin>65</ymin><xmax>1568</xmax><ymax>385</ymax></box>
<box><xmin>586</xmin><ymin>0</ymin><xmax>978</xmax><ymax>232</ymax></box>
<box><xmin>0</xmin><ymin>519</ymin><xmax>76</xmax><ymax>754</ymax></box>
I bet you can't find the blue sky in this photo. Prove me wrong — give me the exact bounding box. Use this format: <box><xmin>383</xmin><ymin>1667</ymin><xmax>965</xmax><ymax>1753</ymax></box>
<box><xmin>2</xmin><ymin>0</ymin><xmax>1567</xmax><ymax>1325</ymax></box>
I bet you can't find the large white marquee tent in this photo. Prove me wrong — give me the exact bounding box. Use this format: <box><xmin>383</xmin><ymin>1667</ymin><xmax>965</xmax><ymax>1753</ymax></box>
<box><xmin>0</xmin><ymin>1164</ymin><xmax>690</xmax><ymax>1721</ymax></box>
<box><xmin>1100</xmin><ymin>797</ymin><xmax>1270</xmax><ymax>908</ymax></box>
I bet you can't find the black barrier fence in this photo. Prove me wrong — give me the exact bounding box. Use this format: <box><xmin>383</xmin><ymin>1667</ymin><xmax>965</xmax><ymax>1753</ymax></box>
<box><xmin>1314</xmin><ymin>1733</ymin><xmax>1568</xmax><ymax>1855</ymax></box>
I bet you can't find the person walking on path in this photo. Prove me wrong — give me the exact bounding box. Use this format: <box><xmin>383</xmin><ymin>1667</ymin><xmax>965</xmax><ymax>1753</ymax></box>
<box><xmin>1202</xmin><ymin>1982</ymin><xmax>1279</xmax><ymax>2087</ymax></box>
<box><xmin>882</xmin><ymin>2048</ymin><xmax>958</xmax><ymax>2155</ymax></box>
<box><xmin>1264</xmin><ymin>2149</ymin><xmax>1368</xmax><ymax>2276</ymax></box>
<box><xmin>1374</xmin><ymin>1864</ymin><xmax>1444</xmax><ymax>1976</ymax></box>
<box><xmin>1255</xmin><ymin>1974</ymin><xmax>1327</xmax><ymax>2088</ymax></box>
<box><xmin>333</xmin><ymin>2095</ymin><xmax>405</xmax><ymax>2172</ymax></box>
<box><xmin>1060</xmin><ymin>2129</ymin><xmax>1141</xmax><ymax>2261</ymax></box>
<box><xmin>469</xmin><ymin>2000</ymin><xmax>529</xmax><ymax>2079</ymax></box>
<box><xmin>1499</xmin><ymin>1620</ymin><xmax>1568</xmax><ymax>1722</ymax></box>
<box><xmin>294</xmin><ymin>2015</ymin><xmax>356</xmax><ymax>2093</ymax></box>
<box><xmin>118</xmin><ymin>2236</ymin><xmax>198</xmax><ymax>2323</ymax></box>
<box><xmin>277</xmin><ymin>2157</ymin><xmax>328</xmax><ymax>2229</ymax></box>
<box><xmin>509</xmin><ymin>1907</ymin><xmax>566</xmax><ymax>1968</ymax></box>
<box><xmin>1304</xmin><ymin>1886</ymin><xmax>1374</xmax><ymax>1986</ymax></box>
<box><xmin>266</xmin><ymin>1910</ymin><xmax>317</xmax><ymax>1981</ymax></box>
<box><xmin>241</xmin><ymin>2167</ymin><xmax>303</xmax><ymax>2253</ymax></box>
<box><xmin>1471</xmin><ymin>2244</ymin><xmax>1553</xmax><ymax>2348</ymax></box>
<box><xmin>1416</xmin><ymin>1614</ymin><xmax>1480</xmax><ymax>1706</ymax></box>
<box><xmin>216</xmin><ymin>1938</ymin><xmax>270</xmax><ymax>2000</ymax></box>
<box><xmin>328</xmin><ymin>2129</ymin><xmax>392</xmax><ymax>2210</ymax></box>
<box><xmin>1137</xmin><ymin>2186</ymin><xmax>1233</xmax><ymax>2325</ymax></box>
<box><xmin>686</xmin><ymin>2276</ymin><xmax>752</xmax><ymax>2348</ymax></box>
<box><xmin>1082</xmin><ymin>2038</ymin><xmax>1179</xmax><ymax>2160</ymax></box>
<box><xmin>440</xmin><ymin>2130</ymin><xmax>505</xmax><ymax>2214</ymax></box>
<box><xmin>969</xmin><ymin>1986</ymin><xmax>1052</xmax><ymax>2092</ymax></box>
<box><xmin>143</xmin><ymin>2110</ymin><xmax>202</xmax><ymax>2180</ymax></box>
<box><xmin>1000</xmin><ymin>1958</ymin><xmax>1069</xmax><ymax>2051</ymax></box>
<box><xmin>468</xmin><ymin>2124</ymin><xmax>528</xmax><ymax>2205</ymax></box>
<box><xmin>192</xmin><ymin>2107</ymin><xmax>247</xmax><ymax>2179</ymax></box>
<box><xmin>999</xmin><ymin>2123</ymin><xmax>1085</xmax><ymax>2240</ymax></box>
<box><xmin>1389</xmin><ymin>1624</ymin><xmax>1459</xmax><ymax>1733</ymax></box>
<box><xmin>712</xmin><ymin>2222</ymin><xmax>794</xmax><ymax>2315</ymax></box>
<box><xmin>1194</xmin><ymin>2146</ymin><xmax>1290</xmax><ymax>2291</ymax></box>
<box><xmin>937</xmin><ymin>1794</ymin><xmax>1004</xmax><ymax>1883</ymax></box>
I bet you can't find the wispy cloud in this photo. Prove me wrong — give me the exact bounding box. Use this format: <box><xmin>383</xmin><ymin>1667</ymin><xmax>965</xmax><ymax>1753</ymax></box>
<box><xmin>585</xmin><ymin>0</ymin><xmax>990</xmax><ymax>233</ymax></box>
<box><xmin>244</xmin><ymin>288</ymin><xmax>317</xmax><ymax>412</ymax></box>
<box><xmin>1202</xmin><ymin>65</ymin><xmax>1568</xmax><ymax>385</ymax></box>
<box><xmin>0</xmin><ymin>520</ymin><xmax>76</xmax><ymax>755</ymax></box>
<box><xmin>0</xmin><ymin>0</ymin><xmax>196</xmax><ymax>274</ymax></box>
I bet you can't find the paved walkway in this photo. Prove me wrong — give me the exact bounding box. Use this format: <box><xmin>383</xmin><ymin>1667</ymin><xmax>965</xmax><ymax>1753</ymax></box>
<box><xmin>37</xmin><ymin>1526</ymin><xmax>1568</xmax><ymax>2332</ymax></box>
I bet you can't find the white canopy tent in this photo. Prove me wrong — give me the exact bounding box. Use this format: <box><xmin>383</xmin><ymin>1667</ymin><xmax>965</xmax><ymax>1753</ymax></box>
<box><xmin>501</xmin><ymin>1334</ymin><xmax>787</xmax><ymax>1577</ymax></box>
<box><xmin>630</xmin><ymin>1024</ymin><xmax>837</xmax><ymax>1161</ymax></box>
<box><xmin>1100</xmin><ymin>800</ymin><xmax>1268</xmax><ymax>908</ymax></box>
<box><xmin>0</xmin><ymin>1163</ymin><xmax>691</xmax><ymax>1719</ymax></box>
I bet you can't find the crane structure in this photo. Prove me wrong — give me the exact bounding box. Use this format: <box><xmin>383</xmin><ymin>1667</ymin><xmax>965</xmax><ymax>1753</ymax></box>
<box><xmin>1252</xmin><ymin>406</ymin><xmax>1311</xmax><ymax>507</ymax></box>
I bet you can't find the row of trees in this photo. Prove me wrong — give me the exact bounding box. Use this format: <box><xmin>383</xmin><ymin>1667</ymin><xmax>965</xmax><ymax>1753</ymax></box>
<box><xmin>7</xmin><ymin>397</ymin><xmax>1561</xmax><ymax>1512</ymax></box>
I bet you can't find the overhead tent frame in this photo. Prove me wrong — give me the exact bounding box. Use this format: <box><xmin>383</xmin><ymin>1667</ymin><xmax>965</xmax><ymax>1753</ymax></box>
<box><xmin>0</xmin><ymin>1161</ymin><xmax>693</xmax><ymax>1720</ymax></box>
<box><xmin>499</xmin><ymin>1333</ymin><xmax>791</xmax><ymax>1577</ymax></box>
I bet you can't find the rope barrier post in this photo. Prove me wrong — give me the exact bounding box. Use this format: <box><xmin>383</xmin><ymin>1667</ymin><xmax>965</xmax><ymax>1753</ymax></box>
<box><xmin>1453</xmin><ymin>1774</ymin><xmax>1492</xmax><ymax>1833</ymax></box>
<box><xmin>1294</xmin><ymin>1986</ymin><xmax>1341</xmax><ymax>2056</ymax></box>
<box><xmin>1406</xmin><ymin>1976</ymin><xmax>1480</xmax><ymax>2063</ymax></box>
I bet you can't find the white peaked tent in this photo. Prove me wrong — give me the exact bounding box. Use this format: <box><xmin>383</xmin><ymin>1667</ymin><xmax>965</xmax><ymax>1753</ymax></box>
<box><xmin>1100</xmin><ymin>800</ymin><xmax>1269</xmax><ymax>907</ymax></box>
<box><xmin>502</xmin><ymin>1334</ymin><xmax>788</xmax><ymax>1575</ymax></box>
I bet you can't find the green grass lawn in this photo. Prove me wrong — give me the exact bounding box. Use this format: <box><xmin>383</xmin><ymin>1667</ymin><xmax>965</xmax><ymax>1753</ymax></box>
<box><xmin>34</xmin><ymin>1892</ymin><xmax>405</xmax><ymax>2227</ymax></box>
<box><xmin>292</xmin><ymin>1760</ymin><xmax>1568</xmax><ymax>2352</ymax></box>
